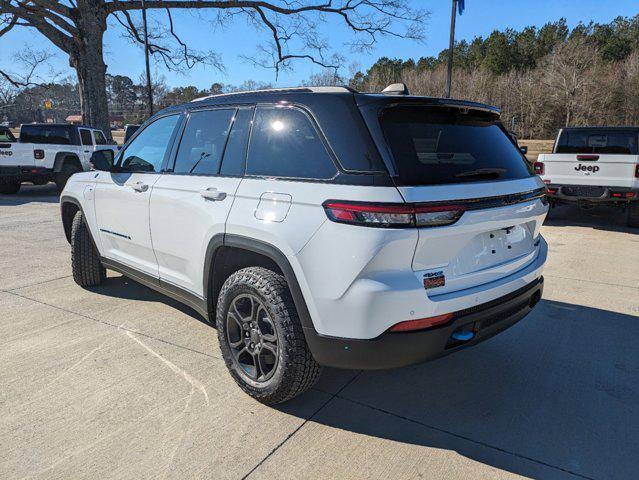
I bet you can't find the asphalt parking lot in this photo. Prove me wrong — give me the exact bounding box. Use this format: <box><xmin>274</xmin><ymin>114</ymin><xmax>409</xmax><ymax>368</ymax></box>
<box><xmin>1</xmin><ymin>184</ymin><xmax>638</xmax><ymax>480</ymax></box>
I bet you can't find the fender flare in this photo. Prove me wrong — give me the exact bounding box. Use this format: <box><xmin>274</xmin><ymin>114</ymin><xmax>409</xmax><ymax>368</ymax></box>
<box><xmin>203</xmin><ymin>234</ymin><xmax>316</xmax><ymax>332</ymax></box>
<box><xmin>59</xmin><ymin>195</ymin><xmax>89</xmax><ymax>244</ymax></box>
<box><xmin>53</xmin><ymin>152</ymin><xmax>82</xmax><ymax>173</ymax></box>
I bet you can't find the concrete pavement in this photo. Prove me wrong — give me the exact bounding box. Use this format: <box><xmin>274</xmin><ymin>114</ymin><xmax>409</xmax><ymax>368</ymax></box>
<box><xmin>1</xmin><ymin>184</ymin><xmax>638</xmax><ymax>479</ymax></box>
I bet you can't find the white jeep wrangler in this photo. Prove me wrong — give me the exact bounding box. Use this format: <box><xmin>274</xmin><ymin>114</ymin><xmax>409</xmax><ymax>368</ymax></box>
<box><xmin>60</xmin><ymin>86</ymin><xmax>548</xmax><ymax>404</ymax></box>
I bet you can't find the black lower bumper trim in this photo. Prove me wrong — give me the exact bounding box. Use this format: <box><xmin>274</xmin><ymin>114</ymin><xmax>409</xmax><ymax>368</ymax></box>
<box><xmin>547</xmin><ymin>184</ymin><xmax>638</xmax><ymax>204</ymax></box>
<box><xmin>304</xmin><ymin>277</ymin><xmax>544</xmax><ymax>370</ymax></box>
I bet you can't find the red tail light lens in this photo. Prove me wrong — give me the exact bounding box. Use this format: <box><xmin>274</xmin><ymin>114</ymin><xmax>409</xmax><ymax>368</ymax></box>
<box><xmin>533</xmin><ymin>162</ymin><xmax>544</xmax><ymax>175</ymax></box>
<box><xmin>388</xmin><ymin>313</ymin><xmax>454</xmax><ymax>332</ymax></box>
<box><xmin>322</xmin><ymin>201</ymin><xmax>465</xmax><ymax>228</ymax></box>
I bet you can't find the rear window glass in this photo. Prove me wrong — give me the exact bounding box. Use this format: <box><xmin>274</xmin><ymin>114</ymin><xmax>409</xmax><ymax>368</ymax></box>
<box><xmin>555</xmin><ymin>130</ymin><xmax>638</xmax><ymax>154</ymax></box>
<box><xmin>380</xmin><ymin>107</ymin><xmax>532</xmax><ymax>186</ymax></box>
<box><xmin>20</xmin><ymin>125</ymin><xmax>74</xmax><ymax>145</ymax></box>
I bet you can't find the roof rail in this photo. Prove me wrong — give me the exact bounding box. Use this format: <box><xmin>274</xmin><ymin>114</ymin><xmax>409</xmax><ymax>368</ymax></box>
<box><xmin>191</xmin><ymin>85</ymin><xmax>356</xmax><ymax>102</ymax></box>
<box><xmin>382</xmin><ymin>83</ymin><xmax>410</xmax><ymax>96</ymax></box>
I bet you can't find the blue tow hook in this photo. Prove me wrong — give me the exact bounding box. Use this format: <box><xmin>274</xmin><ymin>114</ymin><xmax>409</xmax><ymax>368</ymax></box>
<box><xmin>451</xmin><ymin>330</ymin><xmax>474</xmax><ymax>342</ymax></box>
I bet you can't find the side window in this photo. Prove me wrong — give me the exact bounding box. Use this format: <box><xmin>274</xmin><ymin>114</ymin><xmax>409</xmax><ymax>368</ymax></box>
<box><xmin>246</xmin><ymin>106</ymin><xmax>337</xmax><ymax>179</ymax></box>
<box><xmin>220</xmin><ymin>108</ymin><xmax>253</xmax><ymax>176</ymax></box>
<box><xmin>80</xmin><ymin>129</ymin><xmax>93</xmax><ymax>146</ymax></box>
<box><xmin>118</xmin><ymin>115</ymin><xmax>179</xmax><ymax>173</ymax></box>
<box><xmin>172</xmin><ymin>109</ymin><xmax>235</xmax><ymax>175</ymax></box>
<box><xmin>93</xmin><ymin>130</ymin><xmax>108</xmax><ymax>145</ymax></box>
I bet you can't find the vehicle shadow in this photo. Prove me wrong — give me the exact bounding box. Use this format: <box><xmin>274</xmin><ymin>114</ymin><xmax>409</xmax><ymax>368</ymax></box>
<box><xmin>281</xmin><ymin>299</ymin><xmax>639</xmax><ymax>479</ymax></box>
<box><xmin>544</xmin><ymin>203</ymin><xmax>635</xmax><ymax>233</ymax></box>
<box><xmin>0</xmin><ymin>183</ymin><xmax>59</xmax><ymax>205</ymax></box>
<box><xmin>91</xmin><ymin>273</ymin><xmax>212</xmax><ymax>327</ymax></box>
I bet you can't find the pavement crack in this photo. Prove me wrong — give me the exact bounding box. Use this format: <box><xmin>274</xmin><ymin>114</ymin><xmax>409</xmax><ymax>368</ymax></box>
<box><xmin>334</xmin><ymin>395</ymin><xmax>596</xmax><ymax>480</ymax></box>
<box><xmin>241</xmin><ymin>371</ymin><xmax>363</xmax><ymax>480</ymax></box>
<box><xmin>1</xmin><ymin>274</ymin><xmax>73</xmax><ymax>293</ymax></box>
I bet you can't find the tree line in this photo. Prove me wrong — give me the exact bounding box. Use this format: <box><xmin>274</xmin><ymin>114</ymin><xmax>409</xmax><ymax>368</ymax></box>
<box><xmin>346</xmin><ymin>16</ymin><xmax>639</xmax><ymax>139</ymax></box>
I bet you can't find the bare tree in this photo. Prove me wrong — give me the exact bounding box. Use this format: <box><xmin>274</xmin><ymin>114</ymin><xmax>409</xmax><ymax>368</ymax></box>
<box><xmin>0</xmin><ymin>1</ymin><xmax>426</xmax><ymax>136</ymax></box>
<box><xmin>543</xmin><ymin>38</ymin><xmax>598</xmax><ymax>126</ymax></box>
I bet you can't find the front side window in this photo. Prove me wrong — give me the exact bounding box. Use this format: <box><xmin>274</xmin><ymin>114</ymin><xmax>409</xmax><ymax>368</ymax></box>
<box><xmin>381</xmin><ymin>107</ymin><xmax>532</xmax><ymax>186</ymax></box>
<box><xmin>246</xmin><ymin>106</ymin><xmax>337</xmax><ymax>179</ymax></box>
<box><xmin>172</xmin><ymin>109</ymin><xmax>235</xmax><ymax>175</ymax></box>
<box><xmin>93</xmin><ymin>130</ymin><xmax>108</xmax><ymax>145</ymax></box>
<box><xmin>118</xmin><ymin>115</ymin><xmax>179</xmax><ymax>173</ymax></box>
<box><xmin>80</xmin><ymin>129</ymin><xmax>93</xmax><ymax>146</ymax></box>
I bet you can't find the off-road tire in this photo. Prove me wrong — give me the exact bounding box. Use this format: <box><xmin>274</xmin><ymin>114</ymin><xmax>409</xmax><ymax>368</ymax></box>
<box><xmin>216</xmin><ymin>267</ymin><xmax>322</xmax><ymax>404</ymax></box>
<box><xmin>0</xmin><ymin>178</ymin><xmax>21</xmax><ymax>194</ymax></box>
<box><xmin>627</xmin><ymin>203</ymin><xmax>639</xmax><ymax>228</ymax></box>
<box><xmin>71</xmin><ymin>211</ymin><xmax>106</xmax><ymax>287</ymax></box>
<box><xmin>55</xmin><ymin>163</ymin><xmax>81</xmax><ymax>192</ymax></box>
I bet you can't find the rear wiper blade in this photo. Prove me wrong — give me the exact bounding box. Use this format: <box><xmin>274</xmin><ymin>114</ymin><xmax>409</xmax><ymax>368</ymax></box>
<box><xmin>454</xmin><ymin>168</ymin><xmax>506</xmax><ymax>179</ymax></box>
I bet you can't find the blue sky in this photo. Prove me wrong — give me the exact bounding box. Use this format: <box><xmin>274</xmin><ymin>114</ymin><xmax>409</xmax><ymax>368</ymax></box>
<box><xmin>1</xmin><ymin>0</ymin><xmax>638</xmax><ymax>89</ymax></box>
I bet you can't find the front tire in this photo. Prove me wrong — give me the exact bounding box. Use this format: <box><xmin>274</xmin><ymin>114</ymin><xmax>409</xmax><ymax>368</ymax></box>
<box><xmin>55</xmin><ymin>163</ymin><xmax>81</xmax><ymax>192</ymax></box>
<box><xmin>628</xmin><ymin>203</ymin><xmax>639</xmax><ymax>228</ymax></box>
<box><xmin>0</xmin><ymin>178</ymin><xmax>21</xmax><ymax>194</ymax></box>
<box><xmin>216</xmin><ymin>267</ymin><xmax>322</xmax><ymax>404</ymax></box>
<box><xmin>71</xmin><ymin>211</ymin><xmax>106</xmax><ymax>287</ymax></box>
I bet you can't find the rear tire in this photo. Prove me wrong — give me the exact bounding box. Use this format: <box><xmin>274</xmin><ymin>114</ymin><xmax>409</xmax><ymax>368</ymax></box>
<box><xmin>55</xmin><ymin>163</ymin><xmax>81</xmax><ymax>192</ymax></box>
<box><xmin>71</xmin><ymin>211</ymin><xmax>106</xmax><ymax>287</ymax></box>
<box><xmin>216</xmin><ymin>267</ymin><xmax>322</xmax><ymax>404</ymax></box>
<box><xmin>627</xmin><ymin>203</ymin><xmax>639</xmax><ymax>228</ymax></box>
<box><xmin>0</xmin><ymin>178</ymin><xmax>21</xmax><ymax>194</ymax></box>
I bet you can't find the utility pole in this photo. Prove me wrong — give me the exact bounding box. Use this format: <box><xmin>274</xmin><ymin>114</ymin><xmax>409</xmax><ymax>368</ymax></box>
<box><xmin>444</xmin><ymin>0</ymin><xmax>457</xmax><ymax>98</ymax></box>
<box><xmin>141</xmin><ymin>0</ymin><xmax>153</xmax><ymax>117</ymax></box>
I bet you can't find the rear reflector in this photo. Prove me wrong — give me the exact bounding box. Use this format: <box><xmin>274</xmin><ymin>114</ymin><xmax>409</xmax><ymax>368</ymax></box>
<box><xmin>388</xmin><ymin>313</ymin><xmax>454</xmax><ymax>332</ymax></box>
<box><xmin>533</xmin><ymin>162</ymin><xmax>544</xmax><ymax>175</ymax></box>
<box><xmin>322</xmin><ymin>201</ymin><xmax>465</xmax><ymax>228</ymax></box>
<box><xmin>547</xmin><ymin>187</ymin><xmax>558</xmax><ymax>195</ymax></box>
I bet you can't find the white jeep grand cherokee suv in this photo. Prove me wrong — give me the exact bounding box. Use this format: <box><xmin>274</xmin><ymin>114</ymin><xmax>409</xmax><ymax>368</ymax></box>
<box><xmin>60</xmin><ymin>86</ymin><xmax>548</xmax><ymax>404</ymax></box>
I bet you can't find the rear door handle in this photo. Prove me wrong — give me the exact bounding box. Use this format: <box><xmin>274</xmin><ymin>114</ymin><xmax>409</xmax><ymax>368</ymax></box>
<box><xmin>131</xmin><ymin>181</ymin><xmax>149</xmax><ymax>192</ymax></box>
<box><xmin>200</xmin><ymin>187</ymin><xmax>227</xmax><ymax>201</ymax></box>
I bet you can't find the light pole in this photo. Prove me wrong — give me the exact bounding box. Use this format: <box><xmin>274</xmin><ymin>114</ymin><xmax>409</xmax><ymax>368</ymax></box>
<box><xmin>444</xmin><ymin>0</ymin><xmax>457</xmax><ymax>98</ymax></box>
<box><xmin>141</xmin><ymin>0</ymin><xmax>153</xmax><ymax>117</ymax></box>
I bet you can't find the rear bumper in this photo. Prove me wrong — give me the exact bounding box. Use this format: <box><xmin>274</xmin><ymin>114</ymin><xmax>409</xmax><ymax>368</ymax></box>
<box><xmin>546</xmin><ymin>184</ymin><xmax>638</xmax><ymax>204</ymax></box>
<box><xmin>305</xmin><ymin>276</ymin><xmax>544</xmax><ymax>370</ymax></box>
<box><xmin>0</xmin><ymin>166</ymin><xmax>52</xmax><ymax>182</ymax></box>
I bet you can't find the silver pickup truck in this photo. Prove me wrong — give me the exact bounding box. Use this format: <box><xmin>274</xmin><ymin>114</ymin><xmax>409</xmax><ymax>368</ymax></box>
<box><xmin>0</xmin><ymin>123</ymin><xmax>117</xmax><ymax>194</ymax></box>
<box><xmin>538</xmin><ymin>126</ymin><xmax>639</xmax><ymax>227</ymax></box>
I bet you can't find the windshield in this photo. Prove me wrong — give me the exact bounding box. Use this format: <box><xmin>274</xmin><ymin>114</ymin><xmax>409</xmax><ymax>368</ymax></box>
<box><xmin>555</xmin><ymin>129</ymin><xmax>638</xmax><ymax>154</ymax></box>
<box><xmin>380</xmin><ymin>107</ymin><xmax>532</xmax><ymax>186</ymax></box>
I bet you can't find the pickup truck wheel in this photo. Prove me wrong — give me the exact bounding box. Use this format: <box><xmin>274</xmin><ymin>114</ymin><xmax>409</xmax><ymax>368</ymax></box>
<box><xmin>55</xmin><ymin>163</ymin><xmax>81</xmax><ymax>192</ymax></box>
<box><xmin>71</xmin><ymin>211</ymin><xmax>106</xmax><ymax>287</ymax></box>
<box><xmin>0</xmin><ymin>179</ymin><xmax>21</xmax><ymax>194</ymax></box>
<box><xmin>216</xmin><ymin>267</ymin><xmax>322</xmax><ymax>404</ymax></box>
<box><xmin>627</xmin><ymin>203</ymin><xmax>639</xmax><ymax>228</ymax></box>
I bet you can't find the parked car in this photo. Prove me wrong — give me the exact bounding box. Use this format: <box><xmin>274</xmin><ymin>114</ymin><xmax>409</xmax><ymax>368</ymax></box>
<box><xmin>537</xmin><ymin>126</ymin><xmax>639</xmax><ymax>227</ymax></box>
<box><xmin>0</xmin><ymin>125</ymin><xmax>17</xmax><ymax>142</ymax></box>
<box><xmin>123</xmin><ymin>124</ymin><xmax>141</xmax><ymax>144</ymax></box>
<box><xmin>60</xmin><ymin>85</ymin><xmax>548</xmax><ymax>404</ymax></box>
<box><xmin>0</xmin><ymin>123</ymin><xmax>117</xmax><ymax>194</ymax></box>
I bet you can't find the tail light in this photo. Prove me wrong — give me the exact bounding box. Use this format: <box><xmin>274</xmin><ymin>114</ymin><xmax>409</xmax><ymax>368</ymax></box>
<box><xmin>387</xmin><ymin>313</ymin><xmax>454</xmax><ymax>332</ymax></box>
<box><xmin>533</xmin><ymin>162</ymin><xmax>544</xmax><ymax>175</ymax></box>
<box><xmin>322</xmin><ymin>201</ymin><xmax>465</xmax><ymax>228</ymax></box>
<box><xmin>635</xmin><ymin>164</ymin><xmax>639</xmax><ymax>178</ymax></box>
<box><xmin>611</xmin><ymin>192</ymin><xmax>635</xmax><ymax>198</ymax></box>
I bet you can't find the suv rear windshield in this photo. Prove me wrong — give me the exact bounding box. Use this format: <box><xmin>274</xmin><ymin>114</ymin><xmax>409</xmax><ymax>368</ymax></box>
<box><xmin>555</xmin><ymin>129</ymin><xmax>638</xmax><ymax>154</ymax></box>
<box><xmin>380</xmin><ymin>107</ymin><xmax>532</xmax><ymax>186</ymax></box>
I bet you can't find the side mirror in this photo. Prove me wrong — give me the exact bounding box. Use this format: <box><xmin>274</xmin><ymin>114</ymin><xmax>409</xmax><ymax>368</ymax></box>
<box><xmin>519</xmin><ymin>146</ymin><xmax>528</xmax><ymax>155</ymax></box>
<box><xmin>90</xmin><ymin>150</ymin><xmax>114</xmax><ymax>171</ymax></box>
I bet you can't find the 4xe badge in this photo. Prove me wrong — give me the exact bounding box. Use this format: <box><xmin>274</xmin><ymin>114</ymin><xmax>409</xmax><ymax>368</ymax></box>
<box><xmin>423</xmin><ymin>271</ymin><xmax>445</xmax><ymax>290</ymax></box>
<box><xmin>575</xmin><ymin>163</ymin><xmax>599</xmax><ymax>174</ymax></box>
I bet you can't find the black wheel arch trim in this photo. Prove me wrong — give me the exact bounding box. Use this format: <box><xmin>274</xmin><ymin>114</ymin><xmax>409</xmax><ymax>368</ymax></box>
<box><xmin>203</xmin><ymin>234</ymin><xmax>317</xmax><ymax>333</ymax></box>
<box><xmin>60</xmin><ymin>195</ymin><xmax>87</xmax><ymax>244</ymax></box>
<box><xmin>53</xmin><ymin>152</ymin><xmax>82</xmax><ymax>172</ymax></box>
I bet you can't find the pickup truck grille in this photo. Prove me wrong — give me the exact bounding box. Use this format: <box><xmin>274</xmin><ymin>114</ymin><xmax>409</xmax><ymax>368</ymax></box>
<box><xmin>562</xmin><ymin>185</ymin><xmax>606</xmax><ymax>198</ymax></box>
